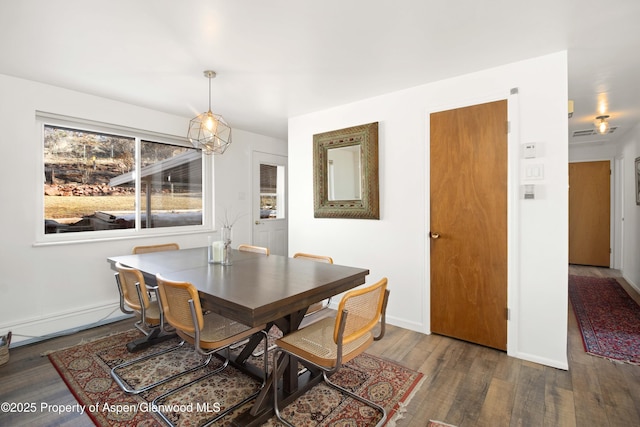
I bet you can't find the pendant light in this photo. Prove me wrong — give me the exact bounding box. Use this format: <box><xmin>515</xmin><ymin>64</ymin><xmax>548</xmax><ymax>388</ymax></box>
<box><xmin>187</xmin><ymin>70</ymin><xmax>232</xmax><ymax>155</ymax></box>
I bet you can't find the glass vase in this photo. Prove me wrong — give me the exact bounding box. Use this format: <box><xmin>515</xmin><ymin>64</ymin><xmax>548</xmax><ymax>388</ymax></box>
<box><xmin>221</xmin><ymin>226</ymin><xmax>232</xmax><ymax>265</ymax></box>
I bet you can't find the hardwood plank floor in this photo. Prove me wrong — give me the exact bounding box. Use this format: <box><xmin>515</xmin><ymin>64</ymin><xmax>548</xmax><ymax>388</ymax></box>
<box><xmin>1</xmin><ymin>266</ymin><xmax>639</xmax><ymax>426</ymax></box>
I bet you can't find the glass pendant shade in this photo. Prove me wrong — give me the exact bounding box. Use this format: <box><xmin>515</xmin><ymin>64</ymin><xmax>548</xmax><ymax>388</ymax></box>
<box><xmin>188</xmin><ymin>110</ymin><xmax>232</xmax><ymax>154</ymax></box>
<box><xmin>188</xmin><ymin>71</ymin><xmax>232</xmax><ymax>155</ymax></box>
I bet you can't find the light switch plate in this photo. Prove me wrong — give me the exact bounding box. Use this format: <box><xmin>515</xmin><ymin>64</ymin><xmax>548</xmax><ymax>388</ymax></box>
<box><xmin>524</xmin><ymin>164</ymin><xmax>544</xmax><ymax>180</ymax></box>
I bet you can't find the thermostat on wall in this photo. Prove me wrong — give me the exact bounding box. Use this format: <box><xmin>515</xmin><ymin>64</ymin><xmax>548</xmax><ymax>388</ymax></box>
<box><xmin>523</xmin><ymin>143</ymin><xmax>537</xmax><ymax>159</ymax></box>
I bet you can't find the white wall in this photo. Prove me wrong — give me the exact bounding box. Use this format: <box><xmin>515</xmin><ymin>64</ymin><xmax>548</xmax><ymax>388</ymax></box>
<box><xmin>616</xmin><ymin>124</ymin><xmax>640</xmax><ymax>289</ymax></box>
<box><xmin>212</xmin><ymin>125</ymin><xmax>287</xmax><ymax>248</ymax></box>
<box><xmin>289</xmin><ymin>52</ymin><xmax>569</xmax><ymax>368</ymax></box>
<box><xmin>0</xmin><ymin>74</ymin><xmax>286</xmax><ymax>345</ymax></box>
<box><xmin>569</xmin><ymin>142</ymin><xmax>618</xmax><ymax>162</ymax></box>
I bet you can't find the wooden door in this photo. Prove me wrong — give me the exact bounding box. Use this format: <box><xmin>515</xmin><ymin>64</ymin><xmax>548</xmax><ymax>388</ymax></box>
<box><xmin>430</xmin><ymin>100</ymin><xmax>508</xmax><ymax>351</ymax></box>
<box><xmin>568</xmin><ymin>161</ymin><xmax>610</xmax><ymax>267</ymax></box>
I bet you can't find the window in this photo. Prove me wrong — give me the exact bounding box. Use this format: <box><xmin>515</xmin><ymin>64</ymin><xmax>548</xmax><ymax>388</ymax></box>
<box><xmin>41</xmin><ymin>116</ymin><xmax>209</xmax><ymax>239</ymax></box>
<box><xmin>259</xmin><ymin>163</ymin><xmax>285</xmax><ymax>219</ymax></box>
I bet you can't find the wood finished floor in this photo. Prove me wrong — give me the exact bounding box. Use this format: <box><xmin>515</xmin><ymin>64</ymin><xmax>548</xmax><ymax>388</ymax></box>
<box><xmin>1</xmin><ymin>266</ymin><xmax>639</xmax><ymax>426</ymax></box>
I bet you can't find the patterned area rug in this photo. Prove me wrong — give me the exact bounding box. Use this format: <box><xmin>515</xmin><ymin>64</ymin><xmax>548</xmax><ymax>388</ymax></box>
<box><xmin>569</xmin><ymin>275</ymin><xmax>640</xmax><ymax>364</ymax></box>
<box><xmin>48</xmin><ymin>329</ymin><xmax>424</xmax><ymax>426</ymax></box>
<box><xmin>427</xmin><ymin>421</ymin><xmax>457</xmax><ymax>427</ymax></box>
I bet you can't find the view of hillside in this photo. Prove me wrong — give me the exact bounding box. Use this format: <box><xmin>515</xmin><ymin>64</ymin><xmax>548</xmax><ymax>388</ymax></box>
<box><xmin>43</xmin><ymin>125</ymin><xmax>202</xmax><ymax>232</ymax></box>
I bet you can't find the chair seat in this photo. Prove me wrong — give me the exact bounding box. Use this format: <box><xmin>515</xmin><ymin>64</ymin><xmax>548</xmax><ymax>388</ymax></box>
<box><xmin>177</xmin><ymin>312</ymin><xmax>266</xmax><ymax>350</ymax></box>
<box><xmin>142</xmin><ymin>300</ymin><xmax>162</xmax><ymax>325</ymax></box>
<box><xmin>276</xmin><ymin>317</ymin><xmax>373</xmax><ymax>367</ymax></box>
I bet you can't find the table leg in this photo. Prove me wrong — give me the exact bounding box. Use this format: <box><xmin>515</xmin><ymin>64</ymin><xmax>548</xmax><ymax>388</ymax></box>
<box><xmin>235</xmin><ymin>322</ymin><xmax>274</xmax><ymax>364</ymax></box>
<box><xmin>235</xmin><ymin>309</ymin><xmax>310</xmax><ymax>422</ymax></box>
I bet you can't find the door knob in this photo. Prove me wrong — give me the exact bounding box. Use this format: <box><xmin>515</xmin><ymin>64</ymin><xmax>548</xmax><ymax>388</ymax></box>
<box><xmin>430</xmin><ymin>232</ymin><xmax>440</xmax><ymax>240</ymax></box>
<box><xmin>255</xmin><ymin>220</ymin><xmax>261</xmax><ymax>225</ymax></box>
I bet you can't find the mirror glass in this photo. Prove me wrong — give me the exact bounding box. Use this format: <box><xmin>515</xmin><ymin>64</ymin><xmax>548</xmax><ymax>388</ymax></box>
<box><xmin>327</xmin><ymin>145</ymin><xmax>361</xmax><ymax>201</ymax></box>
<box><xmin>313</xmin><ymin>122</ymin><xmax>379</xmax><ymax>219</ymax></box>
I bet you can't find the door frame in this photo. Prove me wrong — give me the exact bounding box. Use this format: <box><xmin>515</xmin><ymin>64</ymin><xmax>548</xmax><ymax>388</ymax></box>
<box><xmin>614</xmin><ymin>156</ymin><xmax>624</xmax><ymax>270</ymax></box>
<box><xmin>566</xmin><ymin>157</ymin><xmax>623</xmax><ymax>269</ymax></box>
<box><xmin>424</xmin><ymin>88</ymin><xmax>521</xmax><ymax>356</ymax></box>
<box><xmin>568</xmin><ymin>159</ymin><xmax>614</xmax><ymax>267</ymax></box>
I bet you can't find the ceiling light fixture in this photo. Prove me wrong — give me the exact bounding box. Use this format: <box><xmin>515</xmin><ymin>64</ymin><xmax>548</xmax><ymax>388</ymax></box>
<box><xmin>594</xmin><ymin>115</ymin><xmax>610</xmax><ymax>135</ymax></box>
<box><xmin>187</xmin><ymin>70</ymin><xmax>232</xmax><ymax>155</ymax></box>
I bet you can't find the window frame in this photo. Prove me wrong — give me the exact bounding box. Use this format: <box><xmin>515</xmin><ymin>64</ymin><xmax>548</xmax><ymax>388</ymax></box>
<box><xmin>36</xmin><ymin>112</ymin><xmax>213</xmax><ymax>244</ymax></box>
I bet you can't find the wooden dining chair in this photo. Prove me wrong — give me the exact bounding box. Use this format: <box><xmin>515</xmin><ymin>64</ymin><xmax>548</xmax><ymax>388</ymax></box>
<box><xmin>238</xmin><ymin>244</ymin><xmax>270</xmax><ymax>255</ymax></box>
<box><xmin>293</xmin><ymin>252</ymin><xmax>334</xmax><ymax>316</ymax></box>
<box><xmin>151</xmin><ymin>274</ymin><xmax>268</xmax><ymax>426</ymax></box>
<box><xmin>272</xmin><ymin>277</ymin><xmax>390</xmax><ymax>427</ymax></box>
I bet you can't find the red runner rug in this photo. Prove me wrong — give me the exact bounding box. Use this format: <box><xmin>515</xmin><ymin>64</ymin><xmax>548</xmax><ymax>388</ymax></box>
<box><xmin>48</xmin><ymin>329</ymin><xmax>424</xmax><ymax>426</ymax></box>
<box><xmin>569</xmin><ymin>275</ymin><xmax>640</xmax><ymax>364</ymax></box>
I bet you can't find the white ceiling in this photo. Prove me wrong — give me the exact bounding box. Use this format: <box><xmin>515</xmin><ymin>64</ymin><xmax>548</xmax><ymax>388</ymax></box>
<box><xmin>2</xmin><ymin>0</ymin><xmax>640</xmax><ymax>145</ymax></box>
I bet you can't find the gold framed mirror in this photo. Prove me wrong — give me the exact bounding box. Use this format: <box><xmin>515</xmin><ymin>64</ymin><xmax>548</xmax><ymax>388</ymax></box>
<box><xmin>313</xmin><ymin>122</ymin><xmax>379</xmax><ymax>219</ymax></box>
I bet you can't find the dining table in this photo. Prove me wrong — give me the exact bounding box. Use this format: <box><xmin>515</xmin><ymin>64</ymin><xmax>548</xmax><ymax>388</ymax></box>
<box><xmin>107</xmin><ymin>246</ymin><xmax>369</xmax><ymax>426</ymax></box>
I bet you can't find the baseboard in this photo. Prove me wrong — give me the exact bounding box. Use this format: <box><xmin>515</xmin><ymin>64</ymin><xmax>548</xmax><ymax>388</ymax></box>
<box><xmin>2</xmin><ymin>302</ymin><xmax>130</xmax><ymax>347</ymax></box>
<box><xmin>384</xmin><ymin>315</ymin><xmax>424</xmax><ymax>333</ymax></box>
<box><xmin>622</xmin><ymin>272</ymin><xmax>640</xmax><ymax>295</ymax></box>
<box><xmin>509</xmin><ymin>350</ymin><xmax>569</xmax><ymax>370</ymax></box>
<box><xmin>327</xmin><ymin>301</ymin><xmax>424</xmax><ymax>334</ymax></box>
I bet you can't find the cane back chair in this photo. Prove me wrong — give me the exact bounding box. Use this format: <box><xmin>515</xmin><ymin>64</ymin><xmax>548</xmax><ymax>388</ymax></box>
<box><xmin>111</xmin><ymin>243</ymin><xmax>182</xmax><ymax>393</ymax></box>
<box><xmin>292</xmin><ymin>252</ymin><xmax>334</xmax><ymax>315</ymax></box>
<box><xmin>114</xmin><ymin>242</ymin><xmax>180</xmax><ymax>336</ymax></box>
<box><xmin>237</xmin><ymin>244</ymin><xmax>270</xmax><ymax>255</ymax></box>
<box><xmin>114</xmin><ymin>261</ymin><xmax>165</xmax><ymax>336</ymax></box>
<box><xmin>111</xmin><ymin>262</ymin><xmax>195</xmax><ymax>394</ymax></box>
<box><xmin>273</xmin><ymin>277</ymin><xmax>390</xmax><ymax>427</ymax></box>
<box><xmin>131</xmin><ymin>242</ymin><xmax>180</xmax><ymax>254</ymax></box>
<box><xmin>151</xmin><ymin>274</ymin><xmax>268</xmax><ymax>426</ymax></box>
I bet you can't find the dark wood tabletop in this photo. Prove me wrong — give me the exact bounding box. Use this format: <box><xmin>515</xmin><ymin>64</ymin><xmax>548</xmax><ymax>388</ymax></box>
<box><xmin>107</xmin><ymin>247</ymin><xmax>369</xmax><ymax>328</ymax></box>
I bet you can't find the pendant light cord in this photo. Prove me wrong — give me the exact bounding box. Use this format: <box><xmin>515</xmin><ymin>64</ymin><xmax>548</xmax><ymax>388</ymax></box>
<box><xmin>208</xmin><ymin>74</ymin><xmax>212</xmax><ymax>112</ymax></box>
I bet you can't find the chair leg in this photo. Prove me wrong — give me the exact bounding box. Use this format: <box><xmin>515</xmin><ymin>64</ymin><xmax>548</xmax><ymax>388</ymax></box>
<box><xmin>152</xmin><ymin>331</ymin><xmax>269</xmax><ymax>427</ymax></box>
<box><xmin>251</xmin><ymin>325</ymin><xmax>279</xmax><ymax>357</ymax></box>
<box><xmin>251</xmin><ymin>342</ymin><xmax>276</xmax><ymax>357</ymax></box>
<box><xmin>273</xmin><ymin>348</ymin><xmax>387</xmax><ymax>427</ymax></box>
<box><xmin>323</xmin><ymin>371</ymin><xmax>387</xmax><ymax>427</ymax></box>
<box><xmin>133</xmin><ymin>318</ymin><xmax>157</xmax><ymax>336</ymax></box>
<box><xmin>111</xmin><ymin>340</ymin><xmax>215</xmax><ymax>394</ymax></box>
<box><xmin>232</xmin><ymin>330</ymin><xmax>273</xmax><ymax>358</ymax></box>
<box><xmin>229</xmin><ymin>338</ymin><xmax>249</xmax><ymax>350</ymax></box>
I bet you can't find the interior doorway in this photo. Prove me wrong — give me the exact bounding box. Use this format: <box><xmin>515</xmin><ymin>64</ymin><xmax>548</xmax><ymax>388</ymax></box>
<box><xmin>252</xmin><ymin>152</ymin><xmax>288</xmax><ymax>256</ymax></box>
<box><xmin>568</xmin><ymin>160</ymin><xmax>611</xmax><ymax>267</ymax></box>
